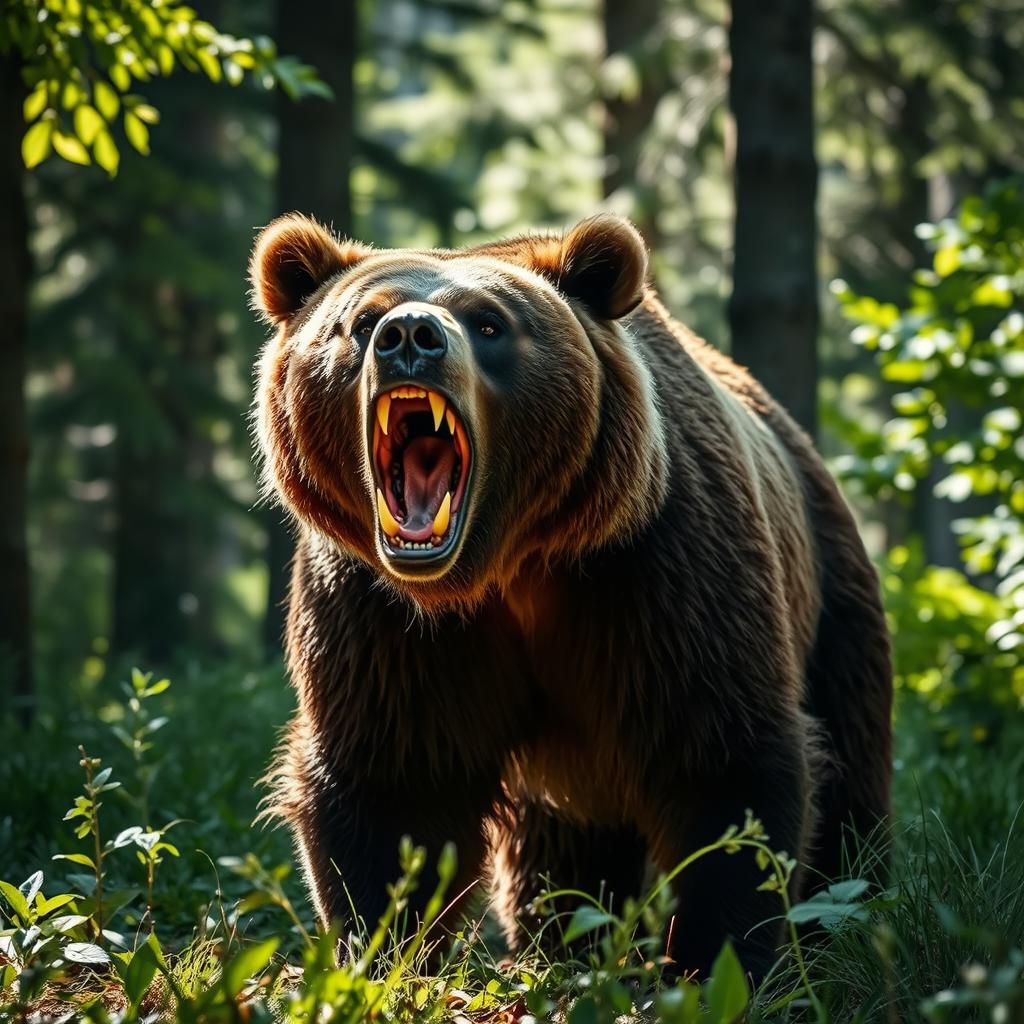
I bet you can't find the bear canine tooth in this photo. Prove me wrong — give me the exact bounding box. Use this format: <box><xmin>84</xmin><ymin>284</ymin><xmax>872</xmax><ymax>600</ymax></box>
<box><xmin>432</xmin><ymin>491</ymin><xmax>452</xmax><ymax>537</ymax></box>
<box><xmin>377</xmin><ymin>394</ymin><xmax>391</xmax><ymax>435</ymax></box>
<box><xmin>428</xmin><ymin>391</ymin><xmax>446</xmax><ymax>432</ymax></box>
<box><xmin>445</xmin><ymin>408</ymin><xmax>455</xmax><ymax>434</ymax></box>
<box><xmin>376</xmin><ymin>488</ymin><xmax>401</xmax><ymax>537</ymax></box>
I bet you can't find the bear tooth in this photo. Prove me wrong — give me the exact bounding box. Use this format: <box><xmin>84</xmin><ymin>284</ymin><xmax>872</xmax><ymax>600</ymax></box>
<box><xmin>432</xmin><ymin>491</ymin><xmax>451</xmax><ymax>536</ymax></box>
<box><xmin>376</xmin><ymin>488</ymin><xmax>401</xmax><ymax>537</ymax></box>
<box><xmin>377</xmin><ymin>394</ymin><xmax>391</xmax><ymax>435</ymax></box>
<box><xmin>454</xmin><ymin>420</ymin><xmax>469</xmax><ymax>459</ymax></box>
<box><xmin>428</xmin><ymin>391</ymin><xmax>446</xmax><ymax>432</ymax></box>
<box><xmin>445</xmin><ymin>408</ymin><xmax>455</xmax><ymax>434</ymax></box>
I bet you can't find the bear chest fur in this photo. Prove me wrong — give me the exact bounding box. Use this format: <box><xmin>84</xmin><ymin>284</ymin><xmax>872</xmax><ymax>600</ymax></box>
<box><xmin>500</xmin><ymin>565</ymin><xmax>654</xmax><ymax>824</ymax></box>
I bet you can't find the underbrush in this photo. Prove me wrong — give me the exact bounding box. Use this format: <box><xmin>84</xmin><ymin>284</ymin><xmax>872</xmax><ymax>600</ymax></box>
<box><xmin>2</xmin><ymin>666</ymin><xmax>1022</xmax><ymax>1023</ymax></box>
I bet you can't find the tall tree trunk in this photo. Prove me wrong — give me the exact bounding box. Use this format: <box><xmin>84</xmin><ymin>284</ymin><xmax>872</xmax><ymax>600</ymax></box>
<box><xmin>110</xmin><ymin>75</ymin><xmax>227</xmax><ymax>663</ymax></box>
<box><xmin>728</xmin><ymin>0</ymin><xmax>819</xmax><ymax>440</ymax></box>
<box><xmin>602</xmin><ymin>0</ymin><xmax>664</xmax><ymax>247</ymax></box>
<box><xmin>112</xmin><ymin>438</ymin><xmax>192</xmax><ymax>662</ymax></box>
<box><xmin>0</xmin><ymin>53</ymin><xmax>33</xmax><ymax>721</ymax></box>
<box><xmin>264</xmin><ymin>0</ymin><xmax>356</xmax><ymax>652</ymax></box>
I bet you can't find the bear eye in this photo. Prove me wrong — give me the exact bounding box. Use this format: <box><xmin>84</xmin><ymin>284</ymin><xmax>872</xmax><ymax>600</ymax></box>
<box><xmin>476</xmin><ymin>314</ymin><xmax>504</xmax><ymax>339</ymax></box>
<box><xmin>353</xmin><ymin>311</ymin><xmax>381</xmax><ymax>338</ymax></box>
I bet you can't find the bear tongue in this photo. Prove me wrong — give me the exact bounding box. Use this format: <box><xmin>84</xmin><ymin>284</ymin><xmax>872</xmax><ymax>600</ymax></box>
<box><xmin>400</xmin><ymin>436</ymin><xmax>456</xmax><ymax>541</ymax></box>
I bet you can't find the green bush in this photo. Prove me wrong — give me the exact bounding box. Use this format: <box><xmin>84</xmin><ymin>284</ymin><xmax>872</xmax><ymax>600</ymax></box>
<box><xmin>831</xmin><ymin>178</ymin><xmax>1024</xmax><ymax>732</ymax></box>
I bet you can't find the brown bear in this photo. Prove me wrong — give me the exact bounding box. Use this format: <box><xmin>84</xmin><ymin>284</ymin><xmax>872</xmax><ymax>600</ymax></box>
<box><xmin>248</xmin><ymin>212</ymin><xmax>892</xmax><ymax>980</ymax></box>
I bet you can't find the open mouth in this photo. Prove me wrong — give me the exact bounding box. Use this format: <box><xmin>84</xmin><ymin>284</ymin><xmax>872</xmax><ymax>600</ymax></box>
<box><xmin>371</xmin><ymin>384</ymin><xmax>472</xmax><ymax>561</ymax></box>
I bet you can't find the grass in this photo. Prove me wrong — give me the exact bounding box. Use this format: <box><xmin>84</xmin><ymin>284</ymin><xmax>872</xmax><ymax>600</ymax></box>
<box><xmin>1</xmin><ymin>661</ymin><xmax>1023</xmax><ymax>1023</ymax></box>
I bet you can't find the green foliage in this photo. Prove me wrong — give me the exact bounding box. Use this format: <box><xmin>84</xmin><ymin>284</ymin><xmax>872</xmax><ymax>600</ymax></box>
<box><xmin>833</xmin><ymin>179</ymin><xmax>1024</xmax><ymax>521</ymax></box>
<box><xmin>534</xmin><ymin>812</ymin><xmax>806</xmax><ymax>1024</ymax></box>
<box><xmin>4</xmin><ymin>661</ymin><xmax>1023</xmax><ymax>1023</ymax></box>
<box><xmin>831</xmin><ymin>180</ymin><xmax>1024</xmax><ymax>734</ymax></box>
<box><xmin>3</xmin><ymin>0</ymin><xmax>326</xmax><ymax>175</ymax></box>
<box><xmin>780</xmin><ymin>729</ymin><xmax>1024</xmax><ymax>1023</ymax></box>
<box><xmin>879</xmin><ymin>546</ymin><xmax>1024</xmax><ymax>740</ymax></box>
<box><xmin>6</xmin><ymin>2</ymin><xmax>1024</xmax><ymax>1021</ymax></box>
<box><xmin>816</xmin><ymin>0</ymin><xmax>1024</xmax><ymax>303</ymax></box>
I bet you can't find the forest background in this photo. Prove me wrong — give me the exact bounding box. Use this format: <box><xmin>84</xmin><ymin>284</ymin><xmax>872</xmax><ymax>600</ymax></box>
<box><xmin>1</xmin><ymin>1</ymin><xmax>1023</xmax><ymax>1020</ymax></box>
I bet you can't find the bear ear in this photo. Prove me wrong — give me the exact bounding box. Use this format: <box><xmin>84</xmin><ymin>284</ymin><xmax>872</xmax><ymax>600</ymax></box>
<box><xmin>542</xmin><ymin>215</ymin><xmax>648</xmax><ymax>320</ymax></box>
<box><xmin>250</xmin><ymin>214</ymin><xmax>368</xmax><ymax>325</ymax></box>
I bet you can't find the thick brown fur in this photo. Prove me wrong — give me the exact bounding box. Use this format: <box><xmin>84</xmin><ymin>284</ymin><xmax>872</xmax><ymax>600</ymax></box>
<box><xmin>249</xmin><ymin>213</ymin><xmax>892</xmax><ymax>980</ymax></box>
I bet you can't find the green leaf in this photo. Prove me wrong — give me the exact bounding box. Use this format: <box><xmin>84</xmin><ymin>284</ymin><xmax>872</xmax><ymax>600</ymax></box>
<box><xmin>704</xmin><ymin>940</ymin><xmax>749</xmax><ymax>1024</ymax></box>
<box><xmin>123</xmin><ymin>111</ymin><xmax>150</xmax><ymax>155</ymax></box>
<box><xmin>53</xmin><ymin>853</ymin><xmax>96</xmax><ymax>870</ymax></box>
<box><xmin>113</xmin><ymin>827</ymin><xmax>143</xmax><ymax>849</ymax></box>
<box><xmin>562</xmin><ymin>904</ymin><xmax>615</xmax><ymax>944</ymax></box>
<box><xmin>20</xmin><ymin>871</ymin><xmax>44</xmax><ymax>904</ymax></box>
<box><xmin>145</xmin><ymin>931</ymin><xmax>169</xmax><ymax>972</ymax></box>
<box><xmin>74</xmin><ymin>104</ymin><xmax>105</xmax><ymax>145</ymax></box>
<box><xmin>61</xmin><ymin>80</ymin><xmax>83</xmax><ymax>110</ymax></box>
<box><xmin>0</xmin><ymin>880</ymin><xmax>32</xmax><ymax>923</ymax></box>
<box><xmin>123</xmin><ymin>941</ymin><xmax>159</xmax><ymax>1009</ymax></box>
<box><xmin>222</xmin><ymin>937</ymin><xmax>279</xmax><ymax>997</ymax></box>
<box><xmin>437</xmin><ymin>840</ymin><xmax>457</xmax><ymax>885</ymax></box>
<box><xmin>934</xmin><ymin>244</ymin><xmax>960</xmax><ymax>277</ymax></box>
<box><xmin>786</xmin><ymin>898</ymin><xmax>867</xmax><ymax>926</ymax></box>
<box><xmin>132</xmin><ymin>104</ymin><xmax>160</xmax><ymax>125</ymax></box>
<box><xmin>36</xmin><ymin>893</ymin><xmax>76</xmax><ymax>916</ymax></box>
<box><xmin>827</xmin><ymin>879</ymin><xmax>870</xmax><ymax>903</ymax></box>
<box><xmin>23</xmin><ymin>83</ymin><xmax>48</xmax><ymax>122</ymax></box>
<box><xmin>567</xmin><ymin>994</ymin><xmax>598</xmax><ymax>1024</ymax></box>
<box><xmin>94</xmin><ymin>81</ymin><xmax>120</xmax><ymax>120</ymax></box>
<box><xmin>47</xmin><ymin>914</ymin><xmax>89</xmax><ymax>934</ymax></box>
<box><xmin>110</xmin><ymin>65</ymin><xmax>131</xmax><ymax>91</ymax></box>
<box><xmin>21</xmin><ymin>119</ymin><xmax>53</xmax><ymax>169</ymax></box>
<box><xmin>156</xmin><ymin>43</ymin><xmax>174</xmax><ymax>75</ymax></box>
<box><xmin>194</xmin><ymin>47</ymin><xmax>222</xmax><ymax>82</ymax></box>
<box><xmin>64</xmin><ymin>942</ymin><xmax>110</xmax><ymax>965</ymax></box>
<box><xmin>52</xmin><ymin>131</ymin><xmax>91</xmax><ymax>165</ymax></box>
<box><xmin>93</xmin><ymin>130</ymin><xmax>120</xmax><ymax>177</ymax></box>
<box><xmin>235</xmin><ymin>890</ymin><xmax>274</xmax><ymax>916</ymax></box>
<box><xmin>654</xmin><ymin>983</ymin><xmax>701</xmax><ymax>1024</ymax></box>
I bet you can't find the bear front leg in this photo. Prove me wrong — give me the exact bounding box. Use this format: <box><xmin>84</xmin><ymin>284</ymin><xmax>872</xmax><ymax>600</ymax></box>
<box><xmin>491</xmin><ymin>801</ymin><xmax>648</xmax><ymax>956</ymax></box>
<box><xmin>642</xmin><ymin>732</ymin><xmax>811</xmax><ymax>983</ymax></box>
<box><xmin>296</xmin><ymin>772</ymin><xmax>498</xmax><ymax>961</ymax></box>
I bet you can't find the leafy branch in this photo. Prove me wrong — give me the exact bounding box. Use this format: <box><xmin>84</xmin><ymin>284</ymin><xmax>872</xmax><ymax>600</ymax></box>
<box><xmin>2</xmin><ymin>0</ymin><xmax>329</xmax><ymax>175</ymax></box>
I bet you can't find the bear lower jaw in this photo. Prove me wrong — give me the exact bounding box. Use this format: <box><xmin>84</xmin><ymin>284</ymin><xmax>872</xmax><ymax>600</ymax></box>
<box><xmin>370</xmin><ymin>386</ymin><xmax>474</xmax><ymax>570</ymax></box>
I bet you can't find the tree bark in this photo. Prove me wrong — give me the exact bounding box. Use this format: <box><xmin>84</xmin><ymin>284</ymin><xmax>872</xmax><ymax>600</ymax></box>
<box><xmin>602</xmin><ymin>0</ymin><xmax>664</xmax><ymax>246</ymax></box>
<box><xmin>0</xmin><ymin>52</ymin><xmax>33</xmax><ymax>721</ymax></box>
<box><xmin>264</xmin><ymin>0</ymin><xmax>356</xmax><ymax>652</ymax></box>
<box><xmin>728</xmin><ymin>0</ymin><xmax>819</xmax><ymax>441</ymax></box>
<box><xmin>112</xmin><ymin>438</ymin><xmax>193</xmax><ymax>661</ymax></box>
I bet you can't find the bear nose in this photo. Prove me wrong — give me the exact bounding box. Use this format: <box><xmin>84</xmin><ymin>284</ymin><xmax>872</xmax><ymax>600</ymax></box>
<box><xmin>372</xmin><ymin>304</ymin><xmax>448</xmax><ymax>363</ymax></box>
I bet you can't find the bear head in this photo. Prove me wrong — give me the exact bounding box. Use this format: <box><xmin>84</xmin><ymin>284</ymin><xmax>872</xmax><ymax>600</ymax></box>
<box><xmin>250</xmin><ymin>214</ymin><xmax>667</xmax><ymax>611</ymax></box>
